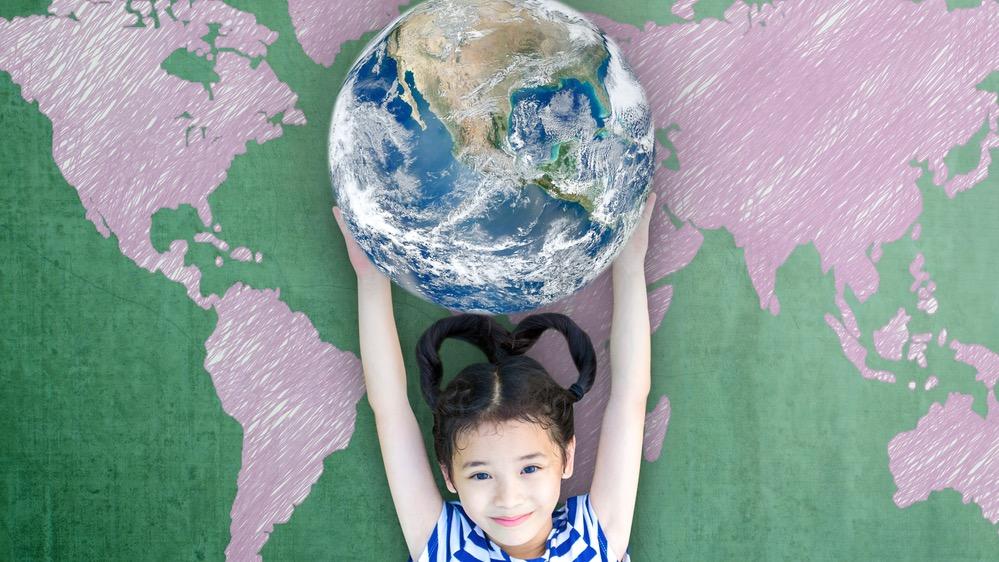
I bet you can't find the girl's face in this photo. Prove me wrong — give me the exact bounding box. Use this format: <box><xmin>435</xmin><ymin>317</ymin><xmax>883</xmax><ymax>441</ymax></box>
<box><xmin>441</xmin><ymin>419</ymin><xmax>575</xmax><ymax>559</ymax></box>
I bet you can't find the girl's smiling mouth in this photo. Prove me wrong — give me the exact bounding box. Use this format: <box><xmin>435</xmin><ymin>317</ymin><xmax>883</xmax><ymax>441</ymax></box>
<box><xmin>491</xmin><ymin>512</ymin><xmax>533</xmax><ymax>526</ymax></box>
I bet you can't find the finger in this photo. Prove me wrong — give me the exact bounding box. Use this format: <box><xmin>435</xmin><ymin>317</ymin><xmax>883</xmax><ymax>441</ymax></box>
<box><xmin>332</xmin><ymin>207</ymin><xmax>346</xmax><ymax>232</ymax></box>
<box><xmin>640</xmin><ymin>192</ymin><xmax>657</xmax><ymax>224</ymax></box>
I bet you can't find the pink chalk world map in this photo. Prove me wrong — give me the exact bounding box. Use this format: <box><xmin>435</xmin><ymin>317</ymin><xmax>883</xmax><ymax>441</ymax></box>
<box><xmin>2</xmin><ymin>0</ymin><xmax>998</xmax><ymax>559</ymax></box>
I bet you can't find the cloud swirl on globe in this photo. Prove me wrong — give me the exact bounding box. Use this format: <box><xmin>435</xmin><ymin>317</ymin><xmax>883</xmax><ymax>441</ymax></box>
<box><xmin>328</xmin><ymin>0</ymin><xmax>655</xmax><ymax>313</ymax></box>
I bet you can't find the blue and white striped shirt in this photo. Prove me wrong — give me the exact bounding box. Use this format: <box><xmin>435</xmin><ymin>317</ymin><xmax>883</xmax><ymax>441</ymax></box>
<box><xmin>409</xmin><ymin>494</ymin><xmax>630</xmax><ymax>562</ymax></box>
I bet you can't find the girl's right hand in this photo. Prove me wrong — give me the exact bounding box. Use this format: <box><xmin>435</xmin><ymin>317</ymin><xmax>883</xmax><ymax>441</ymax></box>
<box><xmin>333</xmin><ymin>206</ymin><xmax>385</xmax><ymax>282</ymax></box>
<box><xmin>613</xmin><ymin>191</ymin><xmax>656</xmax><ymax>272</ymax></box>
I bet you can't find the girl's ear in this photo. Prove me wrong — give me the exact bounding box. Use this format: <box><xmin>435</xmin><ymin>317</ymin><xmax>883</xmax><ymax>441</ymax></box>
<box><xmin>562</xmin><ymin>436</ymin><xmax>576</xmax><ymax>479</ymax></box>
<box><xmin>440</xmin><ymin>464</ymin><xmax>457</xmax><ymax>494</ymax></box>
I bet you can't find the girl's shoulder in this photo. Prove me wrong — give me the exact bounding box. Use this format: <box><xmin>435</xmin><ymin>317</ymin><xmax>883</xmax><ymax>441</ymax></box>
<box><xmin>408</xmin><ymin>494</ymin><xmax>630</xmax><ymax>562</ymax></box>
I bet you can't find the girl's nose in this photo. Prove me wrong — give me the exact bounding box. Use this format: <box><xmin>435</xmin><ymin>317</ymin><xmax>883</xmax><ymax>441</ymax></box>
<box><xmin>494</xmin><ymin>477</ymin><xmax>523</xmax><ymax>508</ymax></box>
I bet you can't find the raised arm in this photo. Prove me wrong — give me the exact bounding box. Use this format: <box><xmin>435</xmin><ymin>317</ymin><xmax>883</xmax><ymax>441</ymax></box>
<box><xmin>333</xmin><ymin>207</ymin><xmax>443</xmax><ymax>560</ymax></box>
<box><xmin>589</xmin><ymin>192</ymin><xmax>656</xmax><ymax>560</ymax></box>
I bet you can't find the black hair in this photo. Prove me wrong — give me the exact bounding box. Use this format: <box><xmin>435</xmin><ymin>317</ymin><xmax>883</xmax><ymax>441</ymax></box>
<box><xmin>415</xmin><ymin>313</ymin><xmax>597</xmax><ymax>480</ymax></box>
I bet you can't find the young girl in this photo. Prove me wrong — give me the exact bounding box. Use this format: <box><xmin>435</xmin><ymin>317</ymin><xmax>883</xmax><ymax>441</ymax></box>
<box><xmin>333</xmin><ymin>192</ymin><xmax>655</xmax><ymax>561</ymax></box>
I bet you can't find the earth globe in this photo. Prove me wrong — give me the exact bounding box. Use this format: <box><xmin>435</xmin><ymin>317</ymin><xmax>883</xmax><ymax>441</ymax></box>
<box><xmin>328</xmin><ymin>0</ymin><xmax>655</xmax><ymax>314</ymax></box>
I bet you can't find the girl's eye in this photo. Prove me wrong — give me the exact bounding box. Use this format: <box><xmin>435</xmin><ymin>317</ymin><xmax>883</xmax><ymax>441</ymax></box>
<box><xmin>469</xmin><ymin>467</ymin><xmax>541</xmax><ymax>479</ymax></box>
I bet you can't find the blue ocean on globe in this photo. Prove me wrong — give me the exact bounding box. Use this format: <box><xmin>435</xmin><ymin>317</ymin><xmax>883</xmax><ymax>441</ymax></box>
<box><xmin>329</xmin><ymin>0</ymin><xmax>655</xmax><ymax>314</ymax></box>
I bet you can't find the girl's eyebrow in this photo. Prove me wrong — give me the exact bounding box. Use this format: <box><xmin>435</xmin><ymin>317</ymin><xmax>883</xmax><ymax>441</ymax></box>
<box><xmin>462</xmin><ymin>452</ymin><xmax>545</xmax><ymax>469</ymax></box>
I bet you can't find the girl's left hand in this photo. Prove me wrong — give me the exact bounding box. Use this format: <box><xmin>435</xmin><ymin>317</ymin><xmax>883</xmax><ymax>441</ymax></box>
<box><xmin>333</xmin><ymin>206</ymin><xmax>385</xmax><ymax>283</ymax></box>
<box><xmin>613</xmin><ymin>191</ymin><xmax>657</xmax><ymax>271</ymax></box>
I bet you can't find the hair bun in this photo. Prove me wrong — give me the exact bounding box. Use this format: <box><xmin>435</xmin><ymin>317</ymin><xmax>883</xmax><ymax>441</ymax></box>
<box><xmin>415</xmin><ymin>314</ymin><xmax>514</xmax><ymax>409</ymax></box>
<box><xmin>510</xmin><ymin>313</ymin><xmax>597</xmax><ymax>402</ymax></box>
<box><xmin>493</xmin><ymin>333</ymin><xmax>523</xmax><ymax>363</ymax></box>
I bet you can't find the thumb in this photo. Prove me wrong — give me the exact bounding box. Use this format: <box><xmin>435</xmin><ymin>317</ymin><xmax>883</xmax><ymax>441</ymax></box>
<box><xmin>639</xmin><ymin>192</ymin><xmax>657</xmax><ymax>226</ymax></box>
